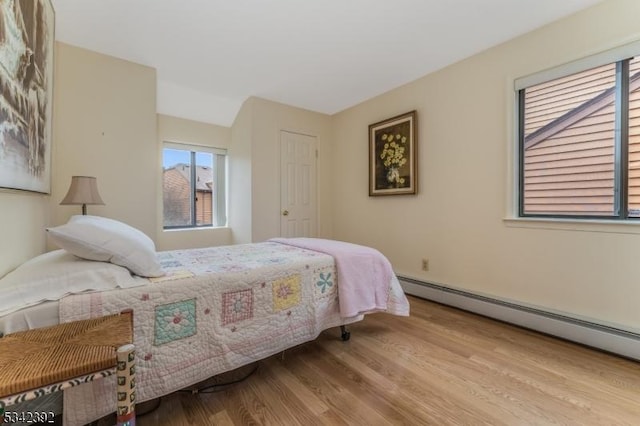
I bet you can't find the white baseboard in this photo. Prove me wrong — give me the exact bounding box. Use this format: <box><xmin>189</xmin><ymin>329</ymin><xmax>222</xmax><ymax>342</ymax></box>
<box><xmin>398</xmin><ymin>276</ymin><xmax>640</xmax><ymax>361</ymax></box>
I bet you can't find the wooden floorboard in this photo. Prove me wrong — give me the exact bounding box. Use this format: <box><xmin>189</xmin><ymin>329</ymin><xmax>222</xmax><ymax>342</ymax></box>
<box><xmin>100</xmin><ymin>295</ymin><xmax>640</xmax><ymax>425</ymax></box>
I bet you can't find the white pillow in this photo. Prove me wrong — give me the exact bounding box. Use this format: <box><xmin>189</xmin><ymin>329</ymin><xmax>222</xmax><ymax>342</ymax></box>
<box><xmin>47</xmin><ymin>215</ymin><xmax>165</xmax><ymax>277</ymax></box>
<box><xmin>0</xmin><ymin>250</ymin><xmax>146</xmax><ymax>316</ymax></box>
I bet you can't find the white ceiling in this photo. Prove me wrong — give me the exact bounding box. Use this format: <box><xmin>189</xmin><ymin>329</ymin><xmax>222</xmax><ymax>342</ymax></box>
<box><xmin>51</xmin><ymin>0</ymin><xmax>603</xmax><ymax>127</ymax></box>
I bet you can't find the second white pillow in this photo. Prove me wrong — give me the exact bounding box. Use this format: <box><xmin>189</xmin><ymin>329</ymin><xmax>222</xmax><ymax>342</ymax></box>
<box><xmin>47</xmin><ymin>215</ymin><xmax>165</xmax><ymax>277</ymax></box>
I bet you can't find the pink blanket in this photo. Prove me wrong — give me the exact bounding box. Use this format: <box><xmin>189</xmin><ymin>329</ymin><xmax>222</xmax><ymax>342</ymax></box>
<box><xmin>270</xmin><ymin>238</ymin><xmax>395</xmax><ymax>318</ymax></box>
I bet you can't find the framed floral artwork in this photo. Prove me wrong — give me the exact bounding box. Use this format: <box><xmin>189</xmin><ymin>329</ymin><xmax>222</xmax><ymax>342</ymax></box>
<box><xmin>0</xmin><ymin>0</ymin><xmax>55</xmax><ymax>194</ymax></box>
<box><xmin>369</xmin><ymin>111</ymin><xmax>417</xmax><ymax>196</ymax></box>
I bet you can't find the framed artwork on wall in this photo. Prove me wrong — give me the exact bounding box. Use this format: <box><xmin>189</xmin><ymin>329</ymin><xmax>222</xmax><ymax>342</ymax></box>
<box><xmin>0</xmin><ymin>0</ymin><xmax>55</xmax><ymax>194</ymax></box>
<box><xmin>369</xmin><ymin>110</ymin><xmax>417</xmax><ymax>196</ymax></box>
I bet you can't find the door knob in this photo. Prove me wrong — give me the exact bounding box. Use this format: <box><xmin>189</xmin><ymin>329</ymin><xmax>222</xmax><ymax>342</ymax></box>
<box><xmin>282</xmin><ymin>210</ymin><xmax>289</xmax><ymax>216</ymax></box>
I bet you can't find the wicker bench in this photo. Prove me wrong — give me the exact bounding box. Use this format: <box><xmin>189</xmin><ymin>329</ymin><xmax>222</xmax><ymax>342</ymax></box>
<box><xmin>0</xmin><ymin>311</ymin><xmax>135</xmax><ymax>426</ymax></box>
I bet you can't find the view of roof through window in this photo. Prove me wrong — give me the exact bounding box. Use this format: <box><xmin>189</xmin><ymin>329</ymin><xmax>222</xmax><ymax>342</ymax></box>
<box><xmin>163</xmin><ymin>148</ymin><xmax>215</xmax><ymax>227</ymax></box>
<box><xmin>521</xmin><ymin>56</ymin><xmax>640</xmax><ymax>217</ymax></box>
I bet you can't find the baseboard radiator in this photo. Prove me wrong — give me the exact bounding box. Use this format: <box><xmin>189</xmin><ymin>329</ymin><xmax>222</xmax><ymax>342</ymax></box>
<box><xmin>398</xmin><ymin>276</ymin><xmax>640</xmax><ymax>361</ymax></box>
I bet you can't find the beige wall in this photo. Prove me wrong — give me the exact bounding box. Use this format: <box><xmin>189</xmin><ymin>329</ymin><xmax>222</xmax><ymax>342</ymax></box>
<box><xmin>50</xmin><ymin>43</ymin><xmax>158</xmax><ymax>241</ymax></box>
<box><xmin>229</xmin><ymin>98</ymin><xmax>254</xmax><ymax>244</ymax></box>
<box><xmin>331</xmin><ymin>0</ymin><xmax>640</xmax><ymax>332</ymax></box>
<box><xmin>156</xmin><ymin>114</ymin><xmax>232</xmax><ymax>250</ymax></box>
<box><xmin>0</xmin><ymin>191</ymin><xmax>49</xmax><ymax>277</ymax></box>
<box><xmin>229</xmin><ymin>97</ymin><xmax>333</xmax><ymax>244</ymax></box>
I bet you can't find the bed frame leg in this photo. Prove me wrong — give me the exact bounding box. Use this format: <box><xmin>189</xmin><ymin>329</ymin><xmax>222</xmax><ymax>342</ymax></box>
<box><xmin>340</xmin><ymin>325</ymin><xmax>350</xmax><ymax>341</ymax></box>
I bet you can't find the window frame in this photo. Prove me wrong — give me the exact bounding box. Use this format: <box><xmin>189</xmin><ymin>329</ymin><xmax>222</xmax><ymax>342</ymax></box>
<box><xmin>162</xmin><ymin>141</ymin><xmax>227</xmax><ymax>230</ymax></box>
<box><xmin>515</xmin><ymin>40</ymin><xmax>640</xmax><ymax>221</ymax></box>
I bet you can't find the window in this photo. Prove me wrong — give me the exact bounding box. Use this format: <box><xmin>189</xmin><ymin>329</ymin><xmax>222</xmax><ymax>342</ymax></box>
<box><xmin>162</xmin><ymin>143</ymin><xmax>227</xmax><ymax>229</ymax></box>
<box><xmin>517</xmin><ymin>52</ymin><xmax>640</xmax><ymax>219</ymax></box>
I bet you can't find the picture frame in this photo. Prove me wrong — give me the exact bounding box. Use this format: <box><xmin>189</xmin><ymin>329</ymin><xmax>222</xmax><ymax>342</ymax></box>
<box><xmin>369</xmin><ymin>110</ymin><xmax>417</xmax><ymax>196</ymax></box>
<box><xmin>0</xmin><ymin>0</ymin><xmax>55</xmax><ymax>194</ymax></box>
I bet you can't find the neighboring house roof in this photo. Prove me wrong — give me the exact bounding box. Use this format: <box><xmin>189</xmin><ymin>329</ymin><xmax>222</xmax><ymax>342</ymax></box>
<box><xmin>525</xmin><ymin>70</ymin><xmax>640</xmax><ymax>150</ymax></box>
<box><xmin>164</xmin><ymin>164</ymin><xmax>213</xmax><ymax>191</ymax></box>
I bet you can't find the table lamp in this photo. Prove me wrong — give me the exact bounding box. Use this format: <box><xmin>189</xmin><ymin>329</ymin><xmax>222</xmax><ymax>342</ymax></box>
<box><xmin>60</xmin><ymin>176</ymin><xmax>105</xmax><ymax>215</ymax></box>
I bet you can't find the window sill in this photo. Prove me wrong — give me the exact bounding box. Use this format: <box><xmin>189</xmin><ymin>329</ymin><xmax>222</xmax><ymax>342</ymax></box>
<box><xmin>503</xmin><ymin>217</ymin><xmax>640</xmax><ymax>235</ymax></box>
<box><xmin>163</xmin><ymin>226</ymin><xmax>229</xmax><ymax>233</ymax></box>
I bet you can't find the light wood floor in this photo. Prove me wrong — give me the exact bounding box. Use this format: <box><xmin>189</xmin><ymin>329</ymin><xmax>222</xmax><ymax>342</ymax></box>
<box><xmin>108</xmin><ymin>295</ymin><xmax>640</xmax><ymax>425</ymax></box>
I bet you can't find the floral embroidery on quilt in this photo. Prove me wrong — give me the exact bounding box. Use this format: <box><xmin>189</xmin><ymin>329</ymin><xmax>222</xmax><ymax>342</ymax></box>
<box><xmin>271</xmin><ymin>275</ymin><xmax>301</xmax><ymax>312</ymax></box>
<box><xmin>207</xmin><ymin>263</ymin><xmax>250</xmax><ymax>273</ymax></box>
<box><xmin>154</xmin><ymin>299</ymin><xmax>197</xmax><ymax>345</ymax></box>
<box><xmin>195</xmin><ymin>255</ymin><xmax>225</xmax><ymax>265</ymax></box>
<box><xmin>156</xmin><ymin>252</ymin><xmax>174</xmax><ymax>260</ymax></box>
<box><xmin>259</xmin><ymin>257</ymin><xmax>288</xmax><ymax>265</ymax></box>
<box><xmin>316</xmin><ymin>272</ymin><xmax>333</xmax><ymax>293</ymax></box>
<box><xmin>160</xmin><ymin>259</ymin><xmax>183</xmax><ymax>268</ymax></box>
<box><xmin>314</xmin><ymin>268</ymin><xmax>335</xmax><ymax>299</ymax></box>
<box><xmin>222</xmin><ymin>289</ymin><xmax>254</xmax><ymax>325</ymax></box>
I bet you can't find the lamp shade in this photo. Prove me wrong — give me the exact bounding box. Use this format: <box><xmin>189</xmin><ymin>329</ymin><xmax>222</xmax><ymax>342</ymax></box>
<box><xmin>60</xmin><ymin>176</ymin><xmax>105</xmax><ymax>214</ymax></box>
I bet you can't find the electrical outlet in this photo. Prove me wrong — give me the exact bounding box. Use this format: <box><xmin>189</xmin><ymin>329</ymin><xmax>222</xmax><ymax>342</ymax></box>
<box><xmin>421</xmin><ymin>258</ymin><xmax>429</xmax><ymax>271</ymax></box>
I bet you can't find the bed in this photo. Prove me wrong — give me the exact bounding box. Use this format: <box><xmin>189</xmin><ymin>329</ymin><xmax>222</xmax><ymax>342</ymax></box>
<box><xmin>0</xmin><ymin>216</ymin><xmax>410</xmax><ymax>426</ymax></box>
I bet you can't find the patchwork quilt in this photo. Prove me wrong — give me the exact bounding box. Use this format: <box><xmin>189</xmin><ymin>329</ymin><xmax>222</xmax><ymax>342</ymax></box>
<box><xmin>59</xmin><ymin>242</ymin><xmax>409</xmax><ymax>425</ymax></box>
